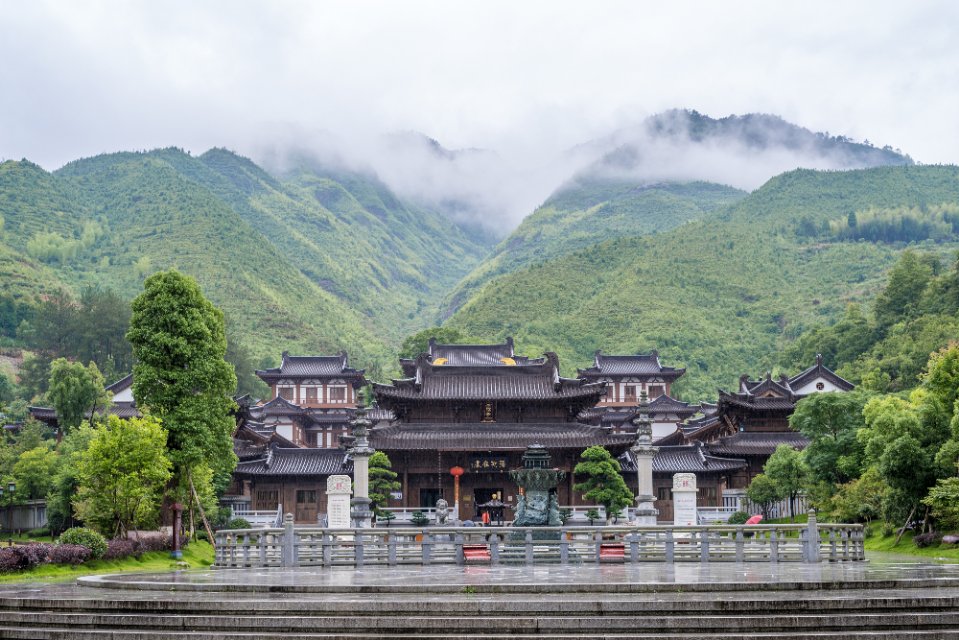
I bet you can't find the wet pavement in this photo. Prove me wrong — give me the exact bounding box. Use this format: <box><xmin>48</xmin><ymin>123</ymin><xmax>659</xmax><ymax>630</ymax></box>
<box><xmin>62</xmin><ymin>552</ymin><xmax>959</xmax><ymax>594</ymax></box>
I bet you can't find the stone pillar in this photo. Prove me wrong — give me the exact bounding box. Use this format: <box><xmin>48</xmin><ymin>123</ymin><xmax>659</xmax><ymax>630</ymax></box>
<box><xmin>170</xmin><ymin>502</ymin><xmax>183</xmax><ymax>559</ymax></box>
<box><xmin>450</xmin><ymin>466</ymin><xmax>464</xmax><ymax>521</ymax></box>
<box><xmin>631</xmin><ymin>391</ymin><xmax>659</xmax><ymax>525</ymax></box>
<box><xmin>349</xmin><ymin>408</ymin><xmax>374</xmax><ymax>528</ymax></box>
<box><xmin>326</xmin><ymin>475</ymin><xmax>353</xmax><ymax>529</ymax></box>
<box><xmin>672</xmin><ymin>472</ymin><xmax>698</xmax><ymax>527</ymax></box>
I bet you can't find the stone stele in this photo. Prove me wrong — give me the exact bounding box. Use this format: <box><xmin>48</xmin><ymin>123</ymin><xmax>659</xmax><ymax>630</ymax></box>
<box><xmin>672</xmin><ymin>472</ymin><xmax>698</xmax><ymax>527</ymax></box>
<box><xmin>326</xmin><ymin>474</ymin><xmax>353</xmax><ymax>529</ymax></box>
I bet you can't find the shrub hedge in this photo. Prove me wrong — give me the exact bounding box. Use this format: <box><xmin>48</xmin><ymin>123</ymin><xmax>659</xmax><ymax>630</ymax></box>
<box><xmin>59</xmin><ymin>528</ymin><xmax>108</xmax><ymax>559</ymax></box>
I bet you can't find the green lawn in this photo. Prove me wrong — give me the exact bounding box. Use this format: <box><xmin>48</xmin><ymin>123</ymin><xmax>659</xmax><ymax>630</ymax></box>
<box><xmin>863</xmin><ymin>529</ymin><xmax>959</xmax><ymax>561</ymax></box>
<box><xmin>0</xmin><ymin>540</ymin><xmax>214</xmax><ymax>584</ymax></box>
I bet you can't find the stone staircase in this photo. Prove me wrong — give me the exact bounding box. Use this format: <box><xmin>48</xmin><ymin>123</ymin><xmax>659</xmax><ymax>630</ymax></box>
<box><xmin>1</xmin><ymin>585</ymin><xmax>959</xmax><ymax>639</ymax></box>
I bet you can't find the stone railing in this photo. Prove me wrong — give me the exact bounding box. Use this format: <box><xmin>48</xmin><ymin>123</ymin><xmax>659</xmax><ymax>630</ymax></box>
<box><xmin>214</xmin><ymin>511</ymin><xmax>864</xmax><ymax>568</ymax></box>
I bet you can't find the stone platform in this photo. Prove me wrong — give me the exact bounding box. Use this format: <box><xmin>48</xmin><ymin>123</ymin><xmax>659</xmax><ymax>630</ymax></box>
<box><xmin>78</xmin><ymin>554</ymin><xmax>959</xmax><ymax>593</ymax></box>
<box><xmin>0</xmin><ymin>554</ymin><xmax>957</xmax><ymax>638</ymax></box>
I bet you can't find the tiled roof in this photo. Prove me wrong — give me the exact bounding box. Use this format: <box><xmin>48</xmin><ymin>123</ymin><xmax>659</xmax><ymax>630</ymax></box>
<box><xmin>789</xmin><ymin>354</ymin><xmax>855</xmax><ymax>392</ymax></box>
<box><xmin>718</xmin><ymin>391</ymin><xmax>798</xmax><ymax>411</ymax></box>
<box><xmin>430</xmin><ymin>338</ymin><xmax>516</xmax><ymax>367</ymax></box>
<box><xmin>581</xmin><ymin>396</ymin><xmax>695</xmax><ymax>426</ymax></box>
<box><xmin>28</xmin><ymin>402</ymin><xmax>141</xmax><ymax>422</ymax></box>
<box><xmin>256</xmin><ymin>351</ymin><xmax>365</xmax><ymax>381</ymax></box>
<box><xmin>252</xmin><ymin>396</ymin><xmax>305</xmax><ymax>416</ymax></box>
<box><xmin>620</xmin><ymin>445</ymin><xmax>747</xmax><ymax>474</ymax></box>
<box><xmin>105</xmin><ymin>373</ymin><xmax>133</xmax><ymax>393</ymax></box>
<box><xmin>367</xmin><ymin>407</ymin><xmax>395</xmax><ymax>422</ymax></box>
<box><xmin>578</xmin><ymin>350</ymin><xmax>685</xmax><ymax>378</ymax></box>
<box><xmin>708</xmin><ymin>431</ymin><xmax>809</xmax><ymax>456</ymax></box>
<box><xmin>648</xmin><ymin>394</ymin><xmax>694</xmax><ymax>412</ymax></box>
<box><xmin>234</xmin><ymin>446</ymin><xmax>352</xmax><ymax>476</ymax></box>
<box><xmin>740</xmin><ymin>372</ymin><xmax>795</xmax><ymax>397</ymax></box>
<box><xmin>653</xmin><ymin>429</ymin><xmax>686</xmax><ymax>446</ymax></box>
<box><xmin>371</xmin><ymin>422</ymin><xmax>635</xmax><ymax>451</ymax></box>
<box><xmin>373</xmin><ymin>369</ymin><xmax>604</xmax><ymax>402</ymax></box>
<box><xmin>234</xmin><ymin>439</ymin><xmax>266</xmax><ymax>461</ymax></box>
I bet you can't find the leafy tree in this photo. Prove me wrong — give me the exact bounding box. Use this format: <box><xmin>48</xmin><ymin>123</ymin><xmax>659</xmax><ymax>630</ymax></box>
<box><xmin>922</xmin><ymin>473</ymin><xmax>959</xmax><ymax>532</ymax></box>
<box><xmin>873</xmin><ymin>250</ymin><xmax>935</xmax><ymax>331</ymax></box>
<box><xmin>2</xmin><ymin>398</ymin><xmax>28</xmax><ymax>424</ymax></box>
<box><xmin>859</xmin><ymin>393</ymin><xmax>940</xmax><ymax>526</ymax></box>
<box><xmin>763</xmin><ymin>445</ymin><xmax>810</xmax><ymax>520</ymax></box>
<box><xmin>46</xmin><ymin>426</ymin><xmax>95</xmax><ymax>535</ymax></box>
<box><xmin>13</xmin><ymin>445</ymin><xmax>58</xmax><ymax>500</ymax></box>
<box><xmin>573</xmin><ymin>446</ymin><xmax>634</xmax><ymax>522</ymax></box>
<box><xmin>368</xmin><ymin>451</ymin><xmax>400</xmax><ymax>516</ymax></box>
<box><xmin>74</xmin><ymin>415</ymin><xmax>172</xmax><ymax>537</ymax></box>
<box><xmin>17</xmin><ymin>291</ymin><xmax>76</xmax><ymax>357</ymax></box>
<box><xmin>73</xmin><ymin>287</ymin><xmax>132</xmax><ymax>379</ymax></box>
<box><xmin>790</xmin><ymin>391</ymin><xmax>868</xmax><ymax>486</ymax></box>
<box><xmin>398</xmin><ymin>327</ymin><xmax>471</xmax><ymax>359</ymax></box>
<box><xmin>225</xmin><ymin>326</ymin><xmax>269</xmax><ymax>398</ymax></box>
<box><xmin>0</xmin><ymin>372</ymin><xmax>14</xmax><ymax>405</ymax></box>
<box><xmin>745</xmin><ymin>473</ymin><xmax>784</xmax><ymax>519</ymax></box>
<box><xmin>16</xmin><ymin>353</ymin><xmax>53</xmax><ymax>401</ymax></box>
<box><xmin>127</xmin><ymin>270</ymin><xmax>237</xmax><ymax>494</ymax></box>
<box><xmin>9</xmin><ymin>420</ymin><xmax>54</xmax><ymax>457</ymax></box>
<box><xmin>46</xmin><ymin>358</ymin><xmax>111</xmax><ymax>435</ymax></box>
<box><xmin>828</xmin><ymin>466</ymin><xmax>887</xmax><ymax>524</ymax></box>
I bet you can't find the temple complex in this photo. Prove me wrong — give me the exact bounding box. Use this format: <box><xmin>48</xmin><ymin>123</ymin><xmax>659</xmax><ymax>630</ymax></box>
<box><xmin>221</xmin><ymin>341</ymin><xmax>853</xmax><ymax>523</ymax></box>
<box><xmin>369</xmin><ymin>339</ymin><xmax>636</xmax><ymax>520</ymax></box>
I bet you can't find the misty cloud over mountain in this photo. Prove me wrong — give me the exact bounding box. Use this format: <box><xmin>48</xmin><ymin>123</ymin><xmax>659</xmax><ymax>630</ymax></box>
<box><xmin>252</xmin><ymin>110</ymin><xmax>913</xmax><ymax>237</ymax></box>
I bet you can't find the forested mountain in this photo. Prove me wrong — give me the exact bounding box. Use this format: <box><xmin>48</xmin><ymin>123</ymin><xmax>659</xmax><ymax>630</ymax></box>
<box><xmin>444</xmin><ymin>165</ymin><xmax>959</xmax><ymax>400</ymax></box>
<box><xmin>577</xmin><ymin>110</ymin><xmax>912</xmax><ymax>180</ymax></box>
<box><xmin>0</xmin><ymin>148</ymin><xmax>492</xmax><ymax>375</ymax></box>
<box><xmin>443</xmin><ymin>180</ymin><xmax>746</xmax><ymax>315</ymax></box>
<box><xmin>0</xmin><ymin>112</ymin><xmax>944</xmax><ymax>402</ymax></box>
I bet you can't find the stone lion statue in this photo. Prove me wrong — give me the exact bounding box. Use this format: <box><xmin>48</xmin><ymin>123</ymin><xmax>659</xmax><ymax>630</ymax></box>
<box><xmin>435</xmin><ymin>498</ymin><xmax>450</xmax><ymax>525</ymax></box>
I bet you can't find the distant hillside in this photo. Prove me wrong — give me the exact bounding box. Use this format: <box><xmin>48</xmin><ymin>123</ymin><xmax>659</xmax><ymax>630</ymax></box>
<box><xmin>445</xmin><ymin>165</ymin><xmax>959</xmax><ymax>400</ymax></box>
<box><xmin>0</xmin><ymin>148</ymin><xmax>492</xmax><ymax>372</ymax></box>
<box><xmin>443</xmin><ymin>180</ymin><xmax>746</xmax><ymax>316</ymax></box>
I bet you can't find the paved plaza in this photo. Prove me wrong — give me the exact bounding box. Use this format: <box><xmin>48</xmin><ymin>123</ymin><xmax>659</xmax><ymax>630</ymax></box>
<box><xmin>63</xmin><ymin>552</ymin><xmax>959</xmax><ymax>594</ymax></box>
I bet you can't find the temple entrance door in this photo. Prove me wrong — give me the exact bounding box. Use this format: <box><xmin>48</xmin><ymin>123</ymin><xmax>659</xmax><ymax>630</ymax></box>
<box><xmin>295</xmin><ymin>489</ymin><xmax>318</xmax><ymax>523</ymax></box>
<box><xmin>474</xmin><ymin>488</ymin><xmax>503</xmax><ymax>522</ymax></box>
<box><xmin>419</xmin><ymin>488</ymin><xmax>443</xmax><ymax>509</ymax></box>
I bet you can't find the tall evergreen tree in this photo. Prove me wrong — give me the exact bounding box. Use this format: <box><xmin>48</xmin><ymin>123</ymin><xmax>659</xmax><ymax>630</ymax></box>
<box><xmin>126</xmin><ymin>270</ymin><xmax>237</xmax><ymax>493</ymax></box>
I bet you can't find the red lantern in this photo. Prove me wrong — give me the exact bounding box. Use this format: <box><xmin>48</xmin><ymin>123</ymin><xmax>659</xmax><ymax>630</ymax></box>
<box><xmin>449</xmin><ymin>466</ymin><xmax>464</xmax><ymax>477</ymax></box>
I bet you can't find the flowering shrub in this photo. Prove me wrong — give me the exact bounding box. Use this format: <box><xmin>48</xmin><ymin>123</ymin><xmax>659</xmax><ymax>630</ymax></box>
<box><xmin>104</xmin><ymin>538</ymin><xmax>139</xmax><ymax>560</ymax></box>
<box><xmin>913</xmin><ymin>532</ymin><xmax>942</xmax><ymax>548</ymax></box>
<box><xmin>48</xmin><ymin>544</ymin><xmax>92</xmax><ymax>565</ymax></box>
<box><xmin>59</xmin><ymin>527</ymin><xmax>107</xmax><ymax>559</ymax></box>
<box><xmin>0</xmin><ymin>544</ymin><xmax>54</xmax><ymax>571</ymax></box>
<box><xmin>133</xmin><ymin>534</ymin><xmax>172</xmax><ymax>553</ymax></box>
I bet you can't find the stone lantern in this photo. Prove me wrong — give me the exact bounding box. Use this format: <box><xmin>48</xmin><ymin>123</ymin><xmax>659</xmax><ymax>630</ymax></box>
<box><xmin>631</xmin><ymin>391</ymin><xmax>659</xmax><ymax>525</ymax></box>
<box><xmin>348</xmin><ymin>407</ymin><xmax>374</xmax><ymax>528</ymax></box>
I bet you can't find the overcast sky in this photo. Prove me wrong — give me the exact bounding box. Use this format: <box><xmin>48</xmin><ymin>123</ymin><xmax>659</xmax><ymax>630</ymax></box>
<box><xmin>2</xmin><ymin>1</ymin><xmax>957</xmax><ymax>224</ymax></box>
